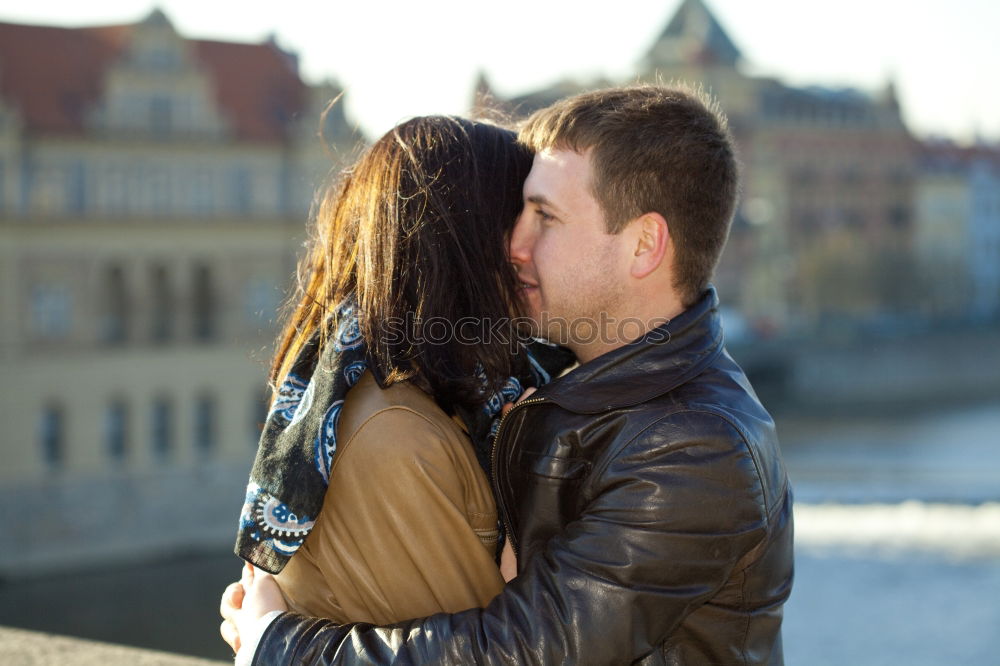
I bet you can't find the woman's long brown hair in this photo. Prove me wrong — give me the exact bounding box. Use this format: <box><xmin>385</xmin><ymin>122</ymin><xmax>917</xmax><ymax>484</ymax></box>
<box><xmin>271</xmin><ymin>116</ymin><xmax>532</xmax><ymax>410</ymax></box>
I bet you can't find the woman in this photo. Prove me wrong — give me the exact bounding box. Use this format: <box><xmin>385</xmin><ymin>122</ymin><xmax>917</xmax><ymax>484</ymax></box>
<box><xmin>234</xmin><ymin>115</ymin><xmax>571</xmax><ymax>624</ymax></box>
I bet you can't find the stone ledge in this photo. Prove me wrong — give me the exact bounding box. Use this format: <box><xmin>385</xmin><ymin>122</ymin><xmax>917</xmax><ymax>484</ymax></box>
<box><xmin>0</xmin><ymin>626</ymin><xmax>228</xmax><ymax>665</ymax></box>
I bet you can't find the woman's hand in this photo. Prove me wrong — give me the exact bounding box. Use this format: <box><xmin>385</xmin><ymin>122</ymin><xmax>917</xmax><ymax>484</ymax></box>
<box><xmin>220</xmin><ymin>562</ymin><xmax>288</xmax><ymax>654</ymax></box>
<box><xmin>500</xmin><ymin>540</ymin><xmax>518</xmax><ymax>582</ymax></box>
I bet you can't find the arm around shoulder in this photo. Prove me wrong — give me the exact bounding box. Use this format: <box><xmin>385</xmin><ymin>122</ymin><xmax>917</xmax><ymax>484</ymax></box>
<box><xmin>250</xmin><ymin>411</ymin><xmax>774</xmax><ymax>665</ymax></box>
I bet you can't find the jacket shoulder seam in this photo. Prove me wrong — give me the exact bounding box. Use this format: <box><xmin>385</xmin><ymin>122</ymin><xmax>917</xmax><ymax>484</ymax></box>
<box><xmin>329</xmin><ymin>405</ymin><xmax>453</xmax><ymax>478</ymax></box>
<box><xmin>599</xmin><ymin>408</ymin><xmax>772</xmax><ymax>522</ymax></box>
<box><xmin>677</xmin><ymin>408</ymin><xmax>772</xmax><ymax>522</ymax></box>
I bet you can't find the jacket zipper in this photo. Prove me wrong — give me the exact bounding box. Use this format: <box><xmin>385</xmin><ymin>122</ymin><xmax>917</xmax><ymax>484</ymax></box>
<box><xmin>491</xmin><ymin>396</ymin><xmax>547</xmax><ymax>560</ymax></box>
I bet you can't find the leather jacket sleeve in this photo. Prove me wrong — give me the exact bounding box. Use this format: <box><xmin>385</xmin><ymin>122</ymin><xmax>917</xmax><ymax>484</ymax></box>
<box><xmin>252</xmin><ymin>412</ymin><xmax>772</xmax><ymax>665</ymax></box>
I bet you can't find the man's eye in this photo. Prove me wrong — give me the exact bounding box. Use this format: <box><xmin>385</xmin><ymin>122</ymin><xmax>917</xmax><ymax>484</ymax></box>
<box><xmin>537</xmin><ymin>209</ymin><xmax>554</xmax><ymax>223</ymax></box>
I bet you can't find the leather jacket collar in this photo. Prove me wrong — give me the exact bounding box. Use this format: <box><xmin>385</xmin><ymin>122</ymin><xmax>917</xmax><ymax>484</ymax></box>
<box><xmin>535</xmin><ymin>287</ymin><xmax>724</xmax><ymax>414</ymax></box>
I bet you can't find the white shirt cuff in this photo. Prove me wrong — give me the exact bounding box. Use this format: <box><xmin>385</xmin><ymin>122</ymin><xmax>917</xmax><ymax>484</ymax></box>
<box><xmin>234</xmin><ymin>610</ymin><xmax>284</xmax><ymax>666</ymax></box>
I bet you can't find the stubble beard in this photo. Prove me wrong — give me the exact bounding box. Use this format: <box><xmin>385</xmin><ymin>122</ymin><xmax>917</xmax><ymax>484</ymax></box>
<box><xmin>534</xmin><ymin>271</ymin><xmax>626</xmax><ymax>351</ymax></box>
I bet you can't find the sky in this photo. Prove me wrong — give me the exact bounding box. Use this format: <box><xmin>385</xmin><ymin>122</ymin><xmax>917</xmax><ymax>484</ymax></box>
<box><xmin>1</xmin><ymin>0</ymin><xmax>997</xmax><ymax>142</ymax></box>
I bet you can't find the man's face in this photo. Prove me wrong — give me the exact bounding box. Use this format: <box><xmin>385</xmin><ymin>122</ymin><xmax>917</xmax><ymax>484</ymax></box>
<box><xmin>509</xmin><ymin>148</ymin><xmax>630</xmax><ymax>351</ymax></box>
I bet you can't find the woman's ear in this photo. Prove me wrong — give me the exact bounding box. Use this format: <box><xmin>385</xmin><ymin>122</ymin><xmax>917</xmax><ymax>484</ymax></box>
<box><xmin>630</xmin><ymin>212</ymin><xmax>670</xmax><ymax>279</ymax></box>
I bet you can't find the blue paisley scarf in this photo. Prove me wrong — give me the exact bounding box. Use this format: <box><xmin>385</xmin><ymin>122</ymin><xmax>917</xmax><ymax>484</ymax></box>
<box><xmin>235</xmin><ymin>300</ymin><xmax>575</xmax><ymax>574</ymax></box>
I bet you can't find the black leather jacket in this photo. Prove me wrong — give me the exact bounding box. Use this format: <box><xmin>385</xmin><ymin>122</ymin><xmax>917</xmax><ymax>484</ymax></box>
<box><xmin>254</xmin><ymin>288</ymin><xmax>794</xmax><ymax>665</ymax></box>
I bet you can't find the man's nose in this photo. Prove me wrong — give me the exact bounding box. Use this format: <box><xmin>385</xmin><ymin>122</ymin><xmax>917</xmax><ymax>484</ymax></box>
<box><xmin>508</xmin><ymin>212</ymin><xmax>531</xmax><ymax>265</ymax></box>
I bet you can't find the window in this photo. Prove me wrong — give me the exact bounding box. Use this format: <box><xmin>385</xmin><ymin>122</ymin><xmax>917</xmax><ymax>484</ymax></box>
<box><xmin>148</xmin><ymin>165</ymin><xmax>171</xmax><ymax>214</ymax></box>
<box><xmin>192</xmin><ymin>263</ymin><xmax>217</xmax><ymax>342</ymax></box>
<box><xmin>144</xmin><ymin>47</ymin><xmax>180</xmax><ymax>70</ymax></box>
<box><xmin>105</xmin><ymin>165</ymin><xmax>127</xmax><ymax>214</ymax></box>
<box><xmin>796</xmin><ymin>209</ymin><xmax>820</xmax><ymax>230</ymax></box>
<box><xmin>30</xmin><ymin>283</ymin><xmax>73</xmax><ymax>340</ymax></box>
<box><xmin>125</xmin><ymin>164</ymin><xmax>142</xmax><ymax>213</ymax></box>
<box><xmin>102</xmin><ymin>264</ymin><xmax>129</xmax><ymax>344</ymax></box>
<box><xmin>150</xmin><ymin>96</ymin><xmax>173</xmax><ymax>136</ymax></box>
<box><xmin>842</xmin><ymin>208</ymin><xmax>865</xmax><ymax>230</ymax></box>
<box><xmin>887</xmin><ymin>205</ymin><xmax>910</xmax><ymax>230</ymax></box>
<box><xmin>790</xmin><ymin>167</ymin><xmax>819</xmax><ymax>188</ymax></box>
<box><xmin>175</xmin><ymin>96</ymin><xmax>194</xmax><ymax>129</ymax></box>
<box><xmin>887</xmin><ymin>168</ymin><xmax>910</xmax><ymax>187</ymax></box>
<box><xmin>192</xmin><ymin>166</ymin><xmax>214</xmax><ymax>214</ymax></box>
<box><xmin>150</xmin><ymin>264</ymin><xmax>174</xmax><ymax>343</ymax></box>
<box><xmin>840</xmin><ymin>167</ymin><xmax>863</xmax><ymax>187</ymax></box>
<box><xmin>194</xmin><ymin>393</ymin><xmax>217</xmax><ymax>454</ymax></box>
<box><xmin>106</xmin><ymin>399</ymin><xmax>129</xmax><ymax>461</ymax></box>
<box><xmin>151</xmin><ymin>396</ymin><xmax>173</xmax><ymax>459</ymax></box>
<box><xmin>231</xmin><ymin>168</ymin><xmax>251</xmax><ymax>215</ymax></box>
<box><xmin>31</xmin><ymin>165</ymin><xmax>67</xmax><ymax>215</ymax></box>
<box><xmin>67</xmin><ymin>162</ymin><xmax>86</xmax><ymax>215</ymax></box>
<box><xmin>39</xmin><ymin>403</ymin><xmax>64</xmax><ymax>467</ymax></box>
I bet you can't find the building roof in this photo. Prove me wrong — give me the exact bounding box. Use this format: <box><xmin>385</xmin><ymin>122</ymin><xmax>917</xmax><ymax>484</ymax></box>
<box><xmin>192</xmin><ymin>38</ymin><xmax>305</xmax><ymax>141</ymax></box>
<box><xmin>503</xmin><ymin>76</ymin><xmax>615</xmax><ymax>118</ymax></box>
<box><xmin>758</xmin><ymin>83</ymin><xmax>881</xmax><ymax>125</ymax></box>
<box><xmin>0</xmin><ymin>18</ymin><xmax>306</xmax><ymax>141</ymax></box>
<box><xmin>646</xmin><ymin>0</ymin><xmax>742</xmax><ymax>67</ymax></box>
<box><xmin>919</xmin><ymin>139</ymin><xmax>1000</xmax><ymax>173</ymax></box>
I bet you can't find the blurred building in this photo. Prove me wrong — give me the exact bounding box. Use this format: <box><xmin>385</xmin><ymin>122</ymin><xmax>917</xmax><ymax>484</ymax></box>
<box><xmin>0</xmin><ymin>10</ymin><xmax>355</xmax><ymax>573</ymax></box>
<box><xmin>481</xmin><ymin>0</ymin><xmax>918</xmax><ymax>332</ymax></box>
<box><xmin>914</xmin><ymin>141</ymin><xmax>1000</xmax><ymax>319</ymax></box>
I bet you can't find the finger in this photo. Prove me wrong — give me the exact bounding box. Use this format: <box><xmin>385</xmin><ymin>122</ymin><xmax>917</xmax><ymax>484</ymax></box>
<box><xmin>241</xmin><ymin>562</ymin><xmax>254</xmax><ymax>588</ymax></box>
<box><xmin>226</xmin><ymin>580</ymin><xmax>246</xmax><ymax>608</ymax></box>
<box><xmin>501</xmin><ymin>402</ymin><xmax>514</xmax><ymax>417</ymax></box>
<box><xmin>220</xmin><ymin>582</ymin><xmax>244</xmax><ymax>620</ymax></box>
<box><xmin>220</xmin><ymin>619</ymin><xmax>241</xmax><ymax>653</ymax></box>
<box><xmin>517</xmin><ymin>387</ymin><xmax>537</xmax><ymax>403</ymax></box>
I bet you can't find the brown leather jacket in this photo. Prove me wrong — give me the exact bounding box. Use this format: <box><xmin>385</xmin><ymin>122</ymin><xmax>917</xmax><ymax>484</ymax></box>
<box><xmin>273</xmin><ymin>370</ymin><xmax>503</xmax><ymax>624</ymax></box>
<box><xmin>254</xmin><ymin>287</ymin><xmax>794</xmax><ymax>665</ymax></box>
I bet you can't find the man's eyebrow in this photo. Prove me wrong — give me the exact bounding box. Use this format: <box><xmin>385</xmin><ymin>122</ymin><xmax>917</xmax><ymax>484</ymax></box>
<box><xmin>525</xmin><ymin>194</ymin><xmax>564</xmax><ymax>215</ymax></box>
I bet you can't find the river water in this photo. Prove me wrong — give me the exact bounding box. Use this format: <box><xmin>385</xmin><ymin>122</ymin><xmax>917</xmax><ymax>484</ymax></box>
<box><xmin>1</xmin><ymin>401</ymin><xmax>998</xmax><ymax>664</ymax></box>
<box><xmin>780</xmin><ymin>400</ymin><xmax>1000</xmax><ymax>665</ymax></box>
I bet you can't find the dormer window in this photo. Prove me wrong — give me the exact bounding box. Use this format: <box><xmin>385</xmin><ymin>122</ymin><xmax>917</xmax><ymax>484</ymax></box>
<box><xmin>143</xmin><ymin>46</ymin><xmax>180</xmax><ymax>70</ymax></box>
<box><xmin>91</xmin><ymin>14</ymin><xmax>227</xmax><ymax>140</ymax></box>
<box><xmin>150</xmin><ymin>95</ymin><xmax>172</xmax><ymax>135</ymax></box>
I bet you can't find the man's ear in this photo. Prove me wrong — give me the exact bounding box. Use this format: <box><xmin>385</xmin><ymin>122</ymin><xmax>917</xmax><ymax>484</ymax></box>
<box><xmin>629</xmin><ymin>212</ymin><xmax>670</xmax><ymax>279</ymax></box>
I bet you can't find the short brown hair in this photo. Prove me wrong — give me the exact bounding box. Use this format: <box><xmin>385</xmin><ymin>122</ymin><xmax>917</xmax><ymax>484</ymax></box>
<box><xmin>518</xmin><ymin>84</ymin><xmax>740</xmax><ymax>306</ymax></box>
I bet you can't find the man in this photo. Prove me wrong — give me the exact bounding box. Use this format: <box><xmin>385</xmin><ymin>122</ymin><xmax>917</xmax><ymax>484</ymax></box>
<box><xmin>222</xmin><ymin>84</ymin><xmax>794</xmax><ymax>665</ymax></box>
